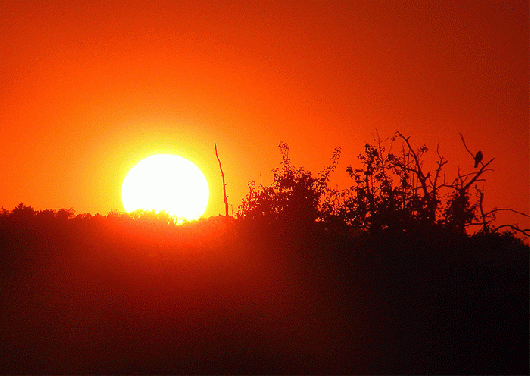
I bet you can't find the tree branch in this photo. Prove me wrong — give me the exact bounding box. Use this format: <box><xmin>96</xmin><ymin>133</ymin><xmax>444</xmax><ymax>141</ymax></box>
<box><xmin>493</xmin><ymin>224</ymin><xmax>530</xmax><ymax>237</ymax></box>
<box><xmin>215</xmin><ymin>143</ymin><xmax>229</xmax><ymax>217</ymax></box>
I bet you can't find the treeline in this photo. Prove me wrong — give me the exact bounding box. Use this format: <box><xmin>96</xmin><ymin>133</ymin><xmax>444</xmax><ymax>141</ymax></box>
<box><xmin>1</xmin><ymin>132</ymin><xmax>527</xmax><ymax>240</ymax></box>
<box><xmin>238</xmin><ymin>131</ymin><xmax>528</xmax><ymax>238</ymax></box>
<box><xmin>0</xmin><ymin>198</ymin><xmax>527</xmax><ymax>374</ymax></box>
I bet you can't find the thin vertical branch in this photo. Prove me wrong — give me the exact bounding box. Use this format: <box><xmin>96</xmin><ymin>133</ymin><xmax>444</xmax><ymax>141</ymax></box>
<box><xmin>215</xmin><ymin>144</ymin><xmax>229</xmax><ymax>217</ymax></box>
<box><xmin>459</xmin><ymin>133</ymin><xmax>475</xmax><ymax>159</ymax></box>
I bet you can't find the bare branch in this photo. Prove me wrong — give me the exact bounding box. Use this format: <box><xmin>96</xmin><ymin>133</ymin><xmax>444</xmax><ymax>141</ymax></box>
<box><xmin>432</xmin><ymin>144</ymin><xmax>448</xmax><ymax>190</ymax></box>
<box><xmin>462</xmin><ymin>158</ymin><xmax>495</xmax><ymax>192</ymax></box>
<box><xmin>395</xmin><ymin>131</ymin><xmax>429</xmax><ymax>194</ymax></box>
<box><xmin>486</xmin><ymin>208</ymin><xmax>530</xmax><ymax>218</ymax></box>
<box><xmin>459</xmin><ymin>133</ymin><xmax>475</xmax><ymax>159</ymax></box>
<box><xmin>493</xmin><ymin>224</ymin><xmax>530</xmax><ymax>237</ymax></box>
<box><xmin>215</xmin><ymin>143</ymin><xmax>229</xmax><ymax>217</ymax></box>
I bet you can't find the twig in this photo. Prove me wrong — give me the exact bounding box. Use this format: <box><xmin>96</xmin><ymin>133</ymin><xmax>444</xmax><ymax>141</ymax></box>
<box><xmin>493</xmin><ymin>224</ymin><xmax>530</xmax><ymax>237</ymax></box>
<box><xmin>215</xmin><ymin>144</ymin><xmax>229</xmax><ymax>217</ymax></box>
<box><xmin>459</xmin><ymin>133</ymin><xmax>475</xmax><ymax>159</ymax></box>
<box><xmin>461</xmin><ymin>158</ymin><xmax>494</xmax><ymax>192</ymax></box>
<box><xmin>487</xmin><ymin>208</ymin><xmax>530</xmax><ymax>218</ymax></box>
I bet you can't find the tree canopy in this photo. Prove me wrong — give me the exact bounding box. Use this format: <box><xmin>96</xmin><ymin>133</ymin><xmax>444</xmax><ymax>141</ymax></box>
<box><xmin>238</xmin><ymin>131</ymin><xmax>527</xmax><ymax>239</ymax></box>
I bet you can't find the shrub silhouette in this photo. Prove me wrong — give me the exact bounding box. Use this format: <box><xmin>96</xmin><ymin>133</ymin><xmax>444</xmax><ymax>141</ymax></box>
<box><xmin>239</xmin><ymin>131</ymin><xmax>513</xmax><ymax>236</ymax></box>
<box><xmin>338</xmin><ymin>131</ymin><xmax>491</xmax><ymax>232</ymax></box>
<box><xmin>238</xmin><ymin>142</ymin><xmax>340</xmax><ymax>232</ymax></box>
<box><xmin>10</xmin><ymin>203</ymin><xmax>37</xmax><ymax>222</ymax></box>
<box><xmin>342</xmin><ymin>137</ymin><xmax>435</xmax><ymax>230</ymax></box>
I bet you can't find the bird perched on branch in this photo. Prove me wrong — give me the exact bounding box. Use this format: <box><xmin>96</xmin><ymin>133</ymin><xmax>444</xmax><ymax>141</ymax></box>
<box><xmin>474</xmin><ymin>150</ymin><xmax>483</xmax><ymax>168</ymax></box>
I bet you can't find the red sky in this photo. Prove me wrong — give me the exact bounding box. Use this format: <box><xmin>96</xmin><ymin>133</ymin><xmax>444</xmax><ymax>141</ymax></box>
<box><xmin>0</xmin><ymin>0</ymin><xmax>528</xmax><ymax>229</ymax></box>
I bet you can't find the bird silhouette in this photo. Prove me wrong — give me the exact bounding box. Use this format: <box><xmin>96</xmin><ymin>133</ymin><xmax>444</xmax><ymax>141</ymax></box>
<box><xmin>474</xmin><ymin>151</ymin><xmax>483</xmax><ymax>168</ymax></box>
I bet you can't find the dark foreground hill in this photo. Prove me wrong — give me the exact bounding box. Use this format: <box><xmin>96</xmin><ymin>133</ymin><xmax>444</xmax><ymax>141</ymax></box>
<box><xmin>0</xmin><ymin>214</ymin><xmax>528</xmax><ymax>374</ymax></box>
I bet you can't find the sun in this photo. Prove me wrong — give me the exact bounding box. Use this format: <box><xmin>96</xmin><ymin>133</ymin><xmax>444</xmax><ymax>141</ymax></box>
<box><xmin>121</xmin><ymin>154</ymin><xmax>209</xmax><ymax>222</ymax></box>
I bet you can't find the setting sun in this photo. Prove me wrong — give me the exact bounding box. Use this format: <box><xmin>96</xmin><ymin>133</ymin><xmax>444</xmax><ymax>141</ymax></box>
<box><xmin>121</xmin><ymin>154</ymin><xmax>209</xmax><ymax>222</ymax></box>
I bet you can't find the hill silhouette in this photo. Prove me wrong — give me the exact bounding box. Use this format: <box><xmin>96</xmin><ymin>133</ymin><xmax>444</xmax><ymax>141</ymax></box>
<box><xmin>0</xmin><ymin>204</ymin><xmax>527</xmax><ymax>374</ymax></box>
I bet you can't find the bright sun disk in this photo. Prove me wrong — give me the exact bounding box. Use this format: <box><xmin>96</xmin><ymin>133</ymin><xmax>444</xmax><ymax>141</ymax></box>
<box><xmin>121</xmin><ymin>154</ymin><xmax>209</xmax><ymax>222</ymax></box>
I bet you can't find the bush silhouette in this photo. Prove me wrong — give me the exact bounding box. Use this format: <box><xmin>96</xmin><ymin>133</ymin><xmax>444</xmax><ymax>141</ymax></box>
<box><xmin>239</xmin><ymin>131</ymin><xmax>515</xmax><ymax>237</ymax></box>
<box><xmin>238</xmin><ymin>142</ymin><xmax>340</xmax><ymax>233</ymax></box>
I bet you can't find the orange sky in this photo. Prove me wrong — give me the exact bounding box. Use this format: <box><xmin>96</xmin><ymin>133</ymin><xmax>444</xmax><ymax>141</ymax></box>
<box><xmin>0</xmin><ymin>0</ymin><xmax>528</xmax><ymax>229</ymax></box>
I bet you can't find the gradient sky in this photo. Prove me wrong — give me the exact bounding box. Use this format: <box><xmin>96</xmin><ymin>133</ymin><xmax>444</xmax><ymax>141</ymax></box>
<box><xmin>1</xmin><ymin>0</ymin><xmax>528</xmax><ymax>229</ymax></box>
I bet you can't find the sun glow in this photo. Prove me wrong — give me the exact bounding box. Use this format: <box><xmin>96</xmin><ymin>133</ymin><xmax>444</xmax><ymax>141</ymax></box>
<box><xmin>121</xmin><ymin>154</ymin><xmax>209</xmax><ymax>222</ymax></box>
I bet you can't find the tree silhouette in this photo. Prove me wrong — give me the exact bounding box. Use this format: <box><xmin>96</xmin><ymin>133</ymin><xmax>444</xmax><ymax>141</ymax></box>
<box><xmin>442</xmin><ymin>134</ymin><xmax>495</xmax><ymax>233</ymax></box>
<box><xmin>334</xmin><ymin>132</ymin><xmax>450</xmax><ymax>231</ymax></box>
<box><xmin>56</xmin><ymin>208</ymin><xmax>75</xmax><ymax>220</ymax></box>
<box><xmin>336</xmin><ymin>131</ymin><xmax>504</xmax><ymax>234</ymax></box>
<box><xmin>10</xmin><ymin>203</ymin><xmax>36</xmax><ymax>222</ymax></box>
<box><xmin>238</xmin><ymin>142</ymin><xmax>340</xmax><ymax>231</ymax></box>
<box><xmin>238</xmin><ymin>132</ymin><xmax>510</xmax><ymax>236</ymax></box>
